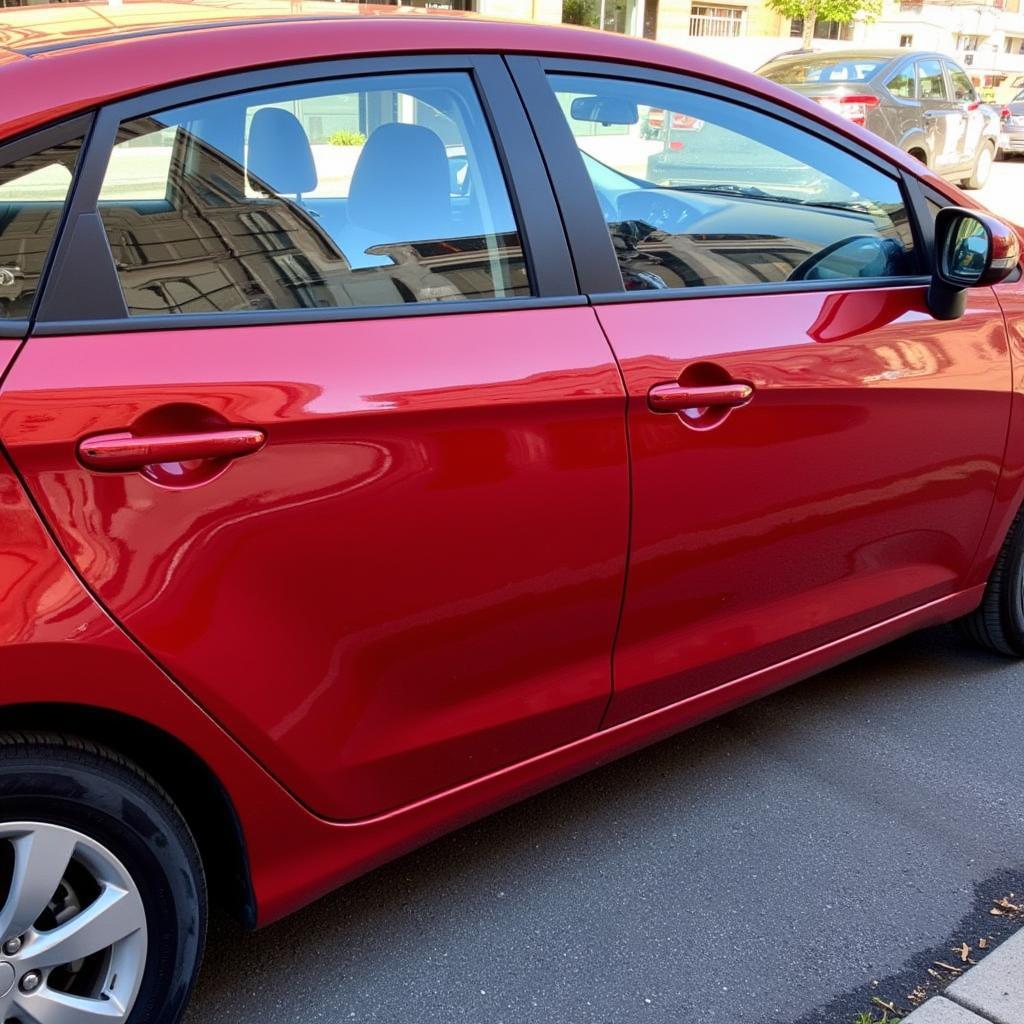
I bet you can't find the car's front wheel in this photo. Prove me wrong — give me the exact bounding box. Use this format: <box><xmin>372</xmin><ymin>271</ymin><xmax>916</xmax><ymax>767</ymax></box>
<box><xmin>0</xmin><ymin>734</ymin><xmax>206</xmax><ymax>1024</ymax></box>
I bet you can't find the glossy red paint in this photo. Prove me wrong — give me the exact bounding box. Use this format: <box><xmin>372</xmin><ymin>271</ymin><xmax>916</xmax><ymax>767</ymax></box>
<box><xmin>0</xmin><ymin>307</ymin><xmax>629</xmax><ymax>820</ymax></box>
<box><xmin>1</xmin><ymin>3</ymin><xmax>1024</xmax><ymax>937</ymax></box>
<box><xmin>596</xmin><ymin>285</ymin><xmax>1011</xmax><ymax>724</ymax></box>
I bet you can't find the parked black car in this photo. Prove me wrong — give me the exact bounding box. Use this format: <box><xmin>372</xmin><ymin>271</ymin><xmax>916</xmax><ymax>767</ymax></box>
<box><xmin>758</xmin><ymin>49</ymin><xmax>999</xmax><ymax>189</ymax></box>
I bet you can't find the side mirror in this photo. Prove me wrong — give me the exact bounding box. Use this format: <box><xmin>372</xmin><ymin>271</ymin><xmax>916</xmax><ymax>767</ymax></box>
<box><xmin>928</xmin><ymin>206</ymin><xmax>1020</xmax><ymax>320</ymax></box>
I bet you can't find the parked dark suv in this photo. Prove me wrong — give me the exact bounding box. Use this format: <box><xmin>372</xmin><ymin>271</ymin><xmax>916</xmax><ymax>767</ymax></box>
<box><xmin>758</xmin><ymin>49</ymin><xmax>999</xmax><ymax>189</ymax></box>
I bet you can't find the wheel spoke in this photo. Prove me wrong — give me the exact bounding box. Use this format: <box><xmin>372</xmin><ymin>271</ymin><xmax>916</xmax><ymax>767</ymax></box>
<box><xmin>0</xmin><ymin>827</ymin><xmax>77</xmax><ymax>942</ymax></box>
<box><xmin>13</xmin><ymin>989</ymin><xmax>126</xmax><ymax>1024</ymax></box>
<box><xmin>22</xmin><ymin>884</ymin><xmax>145</xmax><ymax>970</ymax></box>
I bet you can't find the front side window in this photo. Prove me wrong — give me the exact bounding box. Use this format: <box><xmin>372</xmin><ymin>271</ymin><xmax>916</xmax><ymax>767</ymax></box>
<box><xmin>97</xmin><ymin>71</ymin><xmax>529</xmax><ymax>316</ymax></box>
<box><xmin>0</xmin><ymin>135</ymin><xmax>83</xmax><ymax>318</ymax></box>
<box><xmin>549</xmin><ymin>74</ymin><xmax>916</xmax><ymax>292</ymax></box>
<box><xmin>947</xmin><ymin>64</ymin><xmax>976</xmax><ymax>103</ymax></box>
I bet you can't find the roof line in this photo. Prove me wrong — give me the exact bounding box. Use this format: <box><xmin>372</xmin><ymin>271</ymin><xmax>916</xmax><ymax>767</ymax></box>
<box><xmin>15</xmin><ymin>11</ymin><xmax>457</xmax><ymax>56</ymax></box>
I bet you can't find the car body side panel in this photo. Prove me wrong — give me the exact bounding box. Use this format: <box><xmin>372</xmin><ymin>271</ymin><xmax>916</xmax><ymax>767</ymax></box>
<box><xmin>596</xmin><ymin>284</ymin><xmax>1010</xmax><ymax>725</ymax></box>
<box><xmin>0</xmin><ymin>429</ymin><xmax>987</xmax><ymax>927</ymax></box>
<box><xmin>0</xmin><ymin>308</ymin><xmax>629</xmax><ymax>822</ymax></box>
<box><xmin>0</xmin><ymin>340</ymin><xmax>19</xmax><ymax>379</ymax></box>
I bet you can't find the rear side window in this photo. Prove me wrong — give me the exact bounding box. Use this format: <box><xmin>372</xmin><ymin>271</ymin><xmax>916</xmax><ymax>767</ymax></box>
<box><xmin>917</xmin><ymin>60</ymin><xmax>949</xmax><ymax>101</ymax></box>
<box><xmin>97</xmin><ymin>72</ymin><xmax>529</xmax><ymax>316</ymax></box>
<box><xmin>0</xmin><ymin>136</ymin><xmax>83</xmax><ymax>318</ymax></box>
<box><xmin>548</xmin><ymin>73</ymin><xmax>916</xmax><ymax>292</ymax></box>
<box><xmin>886</xmin><ymin>67</ymin><xmax>916</xmax><ymax>100</ymax></box>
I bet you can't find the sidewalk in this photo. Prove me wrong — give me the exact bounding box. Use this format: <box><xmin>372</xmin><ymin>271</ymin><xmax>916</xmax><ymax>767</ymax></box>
<box><xmin>905</xmin><ymin>927</ymin><xmax>1024</xmax><ymax>1024</ymax></box>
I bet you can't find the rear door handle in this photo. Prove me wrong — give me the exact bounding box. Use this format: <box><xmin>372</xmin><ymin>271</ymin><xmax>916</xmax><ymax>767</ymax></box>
<box><xmin>78</xmin><ymin>428</ymin><xmax>266</xmax><ymax>471</ymax></box>
<box><xmin>648</xmin><ymin>382</ymin><xmax>753</xmax><ymax>413</ymax></box>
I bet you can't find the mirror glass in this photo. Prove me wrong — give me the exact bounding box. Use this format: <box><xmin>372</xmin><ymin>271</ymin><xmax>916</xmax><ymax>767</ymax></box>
<box><xmin>943</xmin><ymin>215</ymin><xmax>990</xmax><ymax>284</ymax></box>
<box><xmin>569</xmin><ymin>95</ymin><xmax>640</xmax><ymax>126</ymax></box>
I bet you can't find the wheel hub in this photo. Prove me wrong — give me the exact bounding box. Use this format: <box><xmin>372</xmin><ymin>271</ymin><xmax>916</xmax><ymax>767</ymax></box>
<box><xmin>0</xmin><ymin>822</ymin><xmax>147</xmax><ymax>1023</ymax></box>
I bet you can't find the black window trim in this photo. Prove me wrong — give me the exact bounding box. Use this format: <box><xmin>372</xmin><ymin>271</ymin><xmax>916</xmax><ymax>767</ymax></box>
<box><xmin>32</xmin><ymin>53</ymin><xmax>580</xmax><ymax>333</ymax></box>
<box><xmin>506</xmin><ymin>54</ymin><xmax>933</xmax><ymax>302</ymax></box>
<box><xmin>0</xmin><ymin>114</ymin><xmax>94</xmax><ymax>340</ymax></box>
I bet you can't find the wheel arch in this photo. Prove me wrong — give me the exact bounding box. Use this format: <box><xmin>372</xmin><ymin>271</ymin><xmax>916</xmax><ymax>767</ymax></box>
<box><xmin>0</xmin><ymin>702</ymin><xmax>256</xmax><ymax>928</ymax></box>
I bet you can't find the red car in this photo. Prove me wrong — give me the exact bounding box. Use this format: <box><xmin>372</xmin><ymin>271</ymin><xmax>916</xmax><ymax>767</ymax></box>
<box><xmin>0</xmin><ymin>3</ymin><xmax>1022</xmax><ymax>1020</ymax></box>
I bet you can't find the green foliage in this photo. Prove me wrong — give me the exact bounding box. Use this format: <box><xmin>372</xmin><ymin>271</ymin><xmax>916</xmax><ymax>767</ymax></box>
<box><xmin>853</xmin><ymin>1011</ymin><xmax>902</xmax><ymax>1024</ymax></box>
<box><xmin>561</xmin><ymin>0</ymin><xmax>599</xmax><ymax>27</ymax></box>
<box><xmin>766</xmin><ymin>0</ymin><xmax>882</xmax><ymax>26</ymax></box>
<box><xmin>327</xmin><ymin>129</ymin><xmax>367</xmax><ymax>147</ymax></box>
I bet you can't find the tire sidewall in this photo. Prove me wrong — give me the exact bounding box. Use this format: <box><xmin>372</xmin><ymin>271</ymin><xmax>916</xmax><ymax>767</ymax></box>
<box><xmin>0</xmin><ymin>753</ymin><xmax>204</xmax><ymax>1024</ymax></box>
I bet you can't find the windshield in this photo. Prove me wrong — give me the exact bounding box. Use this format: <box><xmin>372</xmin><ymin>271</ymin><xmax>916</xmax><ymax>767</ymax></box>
<box><xmin>761</xmin><ymin>56</ymin><xmax>887</xmax><ymax>86</ymax></box>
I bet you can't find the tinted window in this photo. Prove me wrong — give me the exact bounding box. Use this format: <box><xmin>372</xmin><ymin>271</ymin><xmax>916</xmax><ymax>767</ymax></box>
<box><xmin>760</xmin><ymin>56</ymin><xmax>887</xmax><ymax>85</ymax></box>
<box><xmin>947</xmin><ymin>64</ymin><xmax>976</xmax><ymax>103</ymax></box>
<box><xmin>549</xmin><ymin>74</ymin><xmax>916</xmax><ymax>291</ymax></box>
<box><xmin>97</xmin><ymin>72</ymin><xmax>529</xmax><ymax>316</ymax></box>
<box><xmin>917</xmin><ymin>60</ymin><xmax>948</xmax><ymax>101</ymax></box>
<box><xmin>886</xmin><ymin>67</ymin><xmax>916</xmax><ymax>99</ymax></box>
<box><xmin>0</xmin><ymin>136</ymin><xmax>83</xmax><ymax>318</ymax></box>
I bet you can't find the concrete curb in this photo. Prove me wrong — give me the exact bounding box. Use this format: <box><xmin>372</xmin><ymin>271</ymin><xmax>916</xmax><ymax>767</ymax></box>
<box><xmin>904</xmin><ymin>927</ymin><xmax>1024</xmax><ymax>1024</ymax></box>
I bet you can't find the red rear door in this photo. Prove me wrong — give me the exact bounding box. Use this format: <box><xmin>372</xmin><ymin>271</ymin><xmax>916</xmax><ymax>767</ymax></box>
<box><xmin>0</xmin><ymin>58</ymin><xmax>629</xmax><ymax>820</ymax></box>
<box><xmin>514</xmin><ymin>59</ymin><xmax>1011</xmax><ymax>723</ymax></box>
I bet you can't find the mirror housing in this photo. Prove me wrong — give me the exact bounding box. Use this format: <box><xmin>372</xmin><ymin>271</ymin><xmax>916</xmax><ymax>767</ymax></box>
<box><xmin>569</xmin><ymin>95</ymin><xmax>639</xmax><ymax>126</ymax></box>
<box><xmin>927</xmin><ymin>206</ymin><xmax>1020</xmax><ymax>320</ymax></box>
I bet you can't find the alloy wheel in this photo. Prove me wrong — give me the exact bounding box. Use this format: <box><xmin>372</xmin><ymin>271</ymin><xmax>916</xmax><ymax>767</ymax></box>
<box><xmin>0</xmin><ymin>822</ymin><xmax>147</xmax><ymax>1024</ymax></box>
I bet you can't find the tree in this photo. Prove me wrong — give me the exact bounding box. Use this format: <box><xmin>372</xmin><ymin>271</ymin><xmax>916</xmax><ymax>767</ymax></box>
<box><xmin>562</xmin><ymin>0</ymin><xmax>599</xmax><ymax>27</ymax></box>
<box><xmin>767</xmin><ymin>0</ymin><xmax>882</xmax><ymax>49</ymax></box>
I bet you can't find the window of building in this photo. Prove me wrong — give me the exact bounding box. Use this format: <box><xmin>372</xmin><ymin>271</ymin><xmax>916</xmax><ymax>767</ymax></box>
<box><xmin>548</xmin><ymin>74</ymin><xmax>916</xmax><ymax>292</ymax></box>
<box><xmin>0</xmin><ymin>135</ymin><xmax>83</xmax><ymax>318</ymax></box>
<box><xmin>956</xmin><ymin>34</ymin><xmax>980</xmax><ymax>52</ymax></box>
<box><xmin>899</xmin><ymin>33</ymin><xmax>913</xmax><ymax>47</ymax></box>
<box><xmin>95</xmin><ymin>72</ymin><xmax>529</xmax><ymax>316</ymax></box>
<box><xmin>1006</xmin><ymin>35</ymin><xmax>1024</xmax><ymax>54</ymax></box>
<box><xmin>689</xmin><ymin>5</ymin><xmax>745</xmax><ymax>37</ymax></box>
<box><xmin>789</xmin><ymin>17</ymin><xmax>855</xmax><ymax>41</ymax></box>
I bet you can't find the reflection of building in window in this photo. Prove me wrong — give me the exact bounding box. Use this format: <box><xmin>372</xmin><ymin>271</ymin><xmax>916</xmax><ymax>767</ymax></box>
<box><xmin>689</xmin><ymin>4</ymin><xmax>745</xmax><ymax>37</ymax></box>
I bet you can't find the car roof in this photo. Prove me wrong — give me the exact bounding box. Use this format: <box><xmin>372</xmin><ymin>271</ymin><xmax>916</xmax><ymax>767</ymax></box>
<box><xmin>0</xmin><ymin>0</ymin><xmax>814</xmax><ymax>142</ymax></box>
<box><xmin>0</xmin><ymin>0</ymin><xmax>961</xmax><ymax>204</ymax></box>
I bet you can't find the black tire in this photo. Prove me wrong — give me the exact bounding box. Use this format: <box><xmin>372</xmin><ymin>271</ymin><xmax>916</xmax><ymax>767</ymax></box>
<box><xmin>0</xmin><ymin>733</ymin><xmax>206</xmax><ymax>1023</ymax></box>
<box><xmin>958</xmin><ymin>506</ymin><xmax>1024</xmax><ymax>656</ymax></box>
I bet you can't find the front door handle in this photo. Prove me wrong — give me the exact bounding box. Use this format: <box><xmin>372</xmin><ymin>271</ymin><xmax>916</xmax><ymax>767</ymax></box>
<box><xmin>648</xmin><ymin>381</ymin><xmax>753</xmax><ymax>413</ymax></box>
<box><xmin>78</xmin><ymin>428</ymin><xmax>266</xmax><ymax>471</ymax></box>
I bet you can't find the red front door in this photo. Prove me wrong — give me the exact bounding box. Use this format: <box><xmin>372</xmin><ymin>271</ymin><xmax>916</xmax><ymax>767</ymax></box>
<box><xmin>599</xmin><ymin>286</ymin><xmax>1010</xmax><ymax>724</ymax></box>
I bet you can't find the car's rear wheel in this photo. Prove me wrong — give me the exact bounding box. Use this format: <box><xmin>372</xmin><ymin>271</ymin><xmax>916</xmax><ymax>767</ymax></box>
<box><xmin>962</xmin><ymin>141</ymin><xmax>995</xmax><ymax>189</ymax></box>
<box><xmin>0</xmin><ymin>734</ymin><xmax>206</xmax><ymax>1024</ymax></box>
<box><xmin>958</xmin><ymin>506</ymin><xmax>1024</xmax><ymax>656</ymax></box>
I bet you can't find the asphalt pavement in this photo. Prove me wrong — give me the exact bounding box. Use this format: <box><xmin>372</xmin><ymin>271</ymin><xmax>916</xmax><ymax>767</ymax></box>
<box><xmin>185</xmin><ymin>624</ymin><xmax>1024</xmax><ymax>1023</ymax></box>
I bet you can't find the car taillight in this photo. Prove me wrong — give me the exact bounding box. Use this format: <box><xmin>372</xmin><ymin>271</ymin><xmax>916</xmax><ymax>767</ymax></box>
<box><xmin>1001</xmin><ymin>106</ymin><xmax>1012</xmax><ymax>122</ymax></box>
<box><xmin>816</xmin><ymin>93</ymin><xmax>881</xmax><ymax>127</ymax></box>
